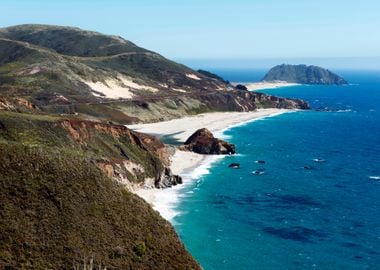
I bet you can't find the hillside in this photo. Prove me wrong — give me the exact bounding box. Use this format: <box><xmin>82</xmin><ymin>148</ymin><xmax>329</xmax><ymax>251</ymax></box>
<box><xmin>0</xmin><ymin>110</ymin><xmax>202</xmax><ymax>267</ymax></box>
<box><xmin>0</xmin><ymin>24</ymin><xmax>309</xmax><ymax>123</ymax></box>
<box><xmin>262</xmin><ymin>64</ymin><xmax>348</xmax><ymax>85</ymax></box>
<box><xmin>0</xmin><ymin>141</ymin><xmax>200</xmax><ymax>269</ymax></box>
<box><xmin>0</xmin><ymin>110</ymin><xmax>185</xmax><ymax>188</ymax></box>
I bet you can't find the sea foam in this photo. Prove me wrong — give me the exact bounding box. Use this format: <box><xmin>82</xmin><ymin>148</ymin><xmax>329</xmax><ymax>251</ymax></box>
<box><xmin>155</xmin><ymin>111</ymin><xmax>295</xmax><ymax>223</ymax></box>
<box><xmin>152</xmin><ymin>155</ymin><xmax>225</xmax><ymax>223</ymax></box>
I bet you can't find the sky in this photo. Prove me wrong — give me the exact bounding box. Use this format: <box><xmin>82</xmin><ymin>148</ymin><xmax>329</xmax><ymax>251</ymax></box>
<box><xmin>1</xmin><ymin>0</ymin><xmax>380</xmax><ymax>68</ymax></box>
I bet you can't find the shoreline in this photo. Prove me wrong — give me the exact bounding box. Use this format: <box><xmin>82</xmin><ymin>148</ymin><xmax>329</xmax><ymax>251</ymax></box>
<box><xmin>235</xmin><ymin>81</ymin><xmax>300</xmax><ymax>91</ymax></box>
<box><xmin>132</xmin><ymin>109</ymin><xmax>296</xmax><ymax>221</ymax></box>
<box><xmin>129</xmin><ymin>109</ymin><xmax>292</xmax><ymax>143</ymax></box>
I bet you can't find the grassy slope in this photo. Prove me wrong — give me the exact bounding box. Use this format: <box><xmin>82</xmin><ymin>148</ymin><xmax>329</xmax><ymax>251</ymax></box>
<box><xmin>0</xmin><ymin>143</ymin><xmax>200</xmax><ymax>269</ymax></box>
<box><xmin>0</xmin><ymin>24</ymin><xmax>309</xmax><ymax>124</ymax></box>
<box><xmin>0</xmin><ymin>111</ymin><xmax>167</xmax><ymax>185</ymax></box>
<box><xmin>0</xmin><ymin>24</ymin><xmax>151</xmax><ymax>57</ymax></box>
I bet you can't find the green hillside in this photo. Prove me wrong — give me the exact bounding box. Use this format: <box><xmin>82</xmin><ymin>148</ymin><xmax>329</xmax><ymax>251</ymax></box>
<box><xmin>0</xmin><ymin>24</ymin><xmax>309</xmax><ymax>123</ymax></box>
<box><xmin>0</xmin><ymin>142</ymin><xmax>199</xmax><ymax>269</ymax></box>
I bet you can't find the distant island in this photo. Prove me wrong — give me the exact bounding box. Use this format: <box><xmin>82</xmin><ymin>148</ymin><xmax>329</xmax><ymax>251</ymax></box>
<box><xmin>262</xmin><ymin>64</ymin><xmax>348</xmax><ymax>85</ymax></box>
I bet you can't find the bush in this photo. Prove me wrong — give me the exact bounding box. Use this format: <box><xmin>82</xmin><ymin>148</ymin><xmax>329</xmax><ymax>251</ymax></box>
<box><xmin>133</xmin><ymin>242</ymin><xmax>146</xmax><ymax>257</ymax></box>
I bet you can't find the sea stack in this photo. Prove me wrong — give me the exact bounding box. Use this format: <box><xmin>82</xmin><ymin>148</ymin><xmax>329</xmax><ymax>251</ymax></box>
<box><xmin>181</xmin><ymin>128</ymin><xmax>236</xmax><ymax>155</ymax></box>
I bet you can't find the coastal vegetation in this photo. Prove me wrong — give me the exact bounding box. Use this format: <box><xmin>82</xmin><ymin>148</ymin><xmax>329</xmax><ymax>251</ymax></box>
<box><xmin>0</xmin><ymin>24</ymin><xmax>308</xmax><ymax>124</ymax></box>
<box><xmin>0</xmin><ymin>141</ymin><xmax>200</xmax><ymax>269</ymax></box>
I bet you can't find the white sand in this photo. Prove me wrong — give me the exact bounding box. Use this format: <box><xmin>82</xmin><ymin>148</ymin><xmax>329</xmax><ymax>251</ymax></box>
<box><xmin>242</xmin><ymin>81</ymin><xmax>300</xmax><ymax>91</ymax></box>
<box><xmin>186</xmin><ymin>73</ymin><xmax>202</xmax><ymax>80</ymax></box>
<box><xmin>83</xmin><ymin>74</ymin><xmax>158</xmax><ymax>99</ymax></box>
<box><xmin>128</xmin><ymin>109</ymin><xmax>290</xmax><ymax>143</ymax></box>
<box><xmin>132</xmin><ymin>109</ymin><xmax>296</xmax><ymax>220</ymax></box>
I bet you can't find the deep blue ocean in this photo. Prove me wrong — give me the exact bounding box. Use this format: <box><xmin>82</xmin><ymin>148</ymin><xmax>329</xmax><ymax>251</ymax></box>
<box><xmin>173</xmin><ymin>70</ymin><xmax>380</xmax><ymax>269</ymax></box>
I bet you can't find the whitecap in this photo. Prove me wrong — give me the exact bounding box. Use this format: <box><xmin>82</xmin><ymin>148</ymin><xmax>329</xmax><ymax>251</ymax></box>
<box><xmin>369</xmin><ymin>176</ymin><xmax>380</xmax><ymax>180</ymax></box>
<box><xmin>149</xmin><ymin>155</ymin><xmax>225</xmax><ymax>222</ymax></box>
<box><xmin>144</xmin><ymin>111</ymin><xmax>295</xmax><ymax>223</ymax></box>
<box><xmin>336</xmin><ymin>109</ymin><xmax>352</xmax><ymax>113</ymax></box>
<box><xmin>216</xmin><ymin>110</ymin><xmax>296</xmax><ymax>135</ymax></box>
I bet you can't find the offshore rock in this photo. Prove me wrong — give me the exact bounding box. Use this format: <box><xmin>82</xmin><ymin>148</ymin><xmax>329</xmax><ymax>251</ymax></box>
<box><xmin>181</xmin><ymin>128</ymin><xmax>236</xmax><ymax>155</ymax></box>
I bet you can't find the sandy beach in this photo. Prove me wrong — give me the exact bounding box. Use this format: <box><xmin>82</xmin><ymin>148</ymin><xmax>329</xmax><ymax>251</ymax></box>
<box><xmin>128</xmin><ymin>108</ymin><xmax>291</xmax><ymax>143</ymax></box>
<box><xmin>131</xmin><ymin>109</ymin><xmax>295</xmax><ymax>220</ymax></box>
<box><xmin>241</xmin><ymin>81</ymin><xmax>300</xmax><ymax>91</ymax></box>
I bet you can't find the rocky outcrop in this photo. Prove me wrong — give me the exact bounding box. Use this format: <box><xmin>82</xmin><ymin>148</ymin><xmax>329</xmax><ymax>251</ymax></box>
<box><xmin>235</xmin><ymin>84</ymin><xmax>248</xmax><ymax>91</ymax></box>
<box><xmin>155</xmin><ymin>167</ymin><xmax>183</xmax><ymax>189</ymax></box>
<box><xmin>262</xmin><ymin>64</ymin><xmax>348</xmax><ymax>85</ymax></box>
<box><xmin>181</xmin><ymin>128</ymin><xmax>236</xmax><ymax>155</ymax></box>
<box><xmin>60</xmin><ymin>119</ymin><xmax>182</xmax><ymax>188</ymax></box>
<box><xmin>0</xmin><ymin>97</ymin><xmax>39</xmax><ymax>112</ymax></box>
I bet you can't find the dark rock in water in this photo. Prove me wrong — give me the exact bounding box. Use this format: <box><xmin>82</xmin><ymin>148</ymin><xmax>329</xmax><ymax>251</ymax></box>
<box><xmin>235</xmin><ymin>84</ymin><xmax>248</xmax><ymax>91</ymax></box>
<box><xmin>228</xmin><ymin>163</ymin><xmax>240</xmax><ymax>169</ymax></box>
<box><xmin>180</xmin><ymin>128</ymin><xmax>236</xmax><ymax>155</ymax></box>
<box><xmin>255</xmin><ymin>160</ymin><xmax>266</xmax><ymax>164</ymax></box>
<box><xmin>262</xmin><ymin>64</ymin><xmax>348</xmax><ymax>85</ymax></box>
<box><xmin>303</xmin><ymin>166</ymin><xmax>315</xmax><ymax>170</ymax></box>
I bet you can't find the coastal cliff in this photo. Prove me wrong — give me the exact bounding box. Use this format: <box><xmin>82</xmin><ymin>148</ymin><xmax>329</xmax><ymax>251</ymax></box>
<box><xmin>0</xmin><ymin>142</ymin><xmax>200</xmax><ymax>269</ymax></box>
<box><xmin>262</xmin><ymin>64</ymin><xmax>348</xmax><ymax>85</ymax></box>
<box><xmin>0</xmin><ymin>111</ymin><xmax>181</xmax><ymax>190</ymax></box>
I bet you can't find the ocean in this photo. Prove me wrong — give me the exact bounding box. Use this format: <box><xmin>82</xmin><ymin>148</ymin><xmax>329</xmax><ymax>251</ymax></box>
<box><xmin>169</xmin><ymin>70</ymin><xmax>380</xmax><ymax>269</ymax></box>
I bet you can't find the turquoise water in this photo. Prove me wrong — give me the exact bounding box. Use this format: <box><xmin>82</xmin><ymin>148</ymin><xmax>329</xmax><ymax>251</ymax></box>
<box><xmin>173</xmin><ymin>70</ymin><xmax>380</xmax><ymax>269</ymax></box>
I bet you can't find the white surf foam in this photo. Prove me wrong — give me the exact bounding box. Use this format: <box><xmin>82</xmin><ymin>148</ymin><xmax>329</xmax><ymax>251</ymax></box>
<box><xmin>215</xmin><ymin>110</ymin><xmax>296</xmax><ymax>139</ymax></box>
<box><xmin>336</xmin><ymin>109</ymin><xmax>353</xmax><ymax>113</ymax></box>
<box><xmin>151</xmin><ymin>155</ymin><xmax>225</xmax><ymax>223</ymax></box>
<box><xmin>149</xmin><ymin>110</ymin><xmax>298</xmax><ymax>223</ymax></box>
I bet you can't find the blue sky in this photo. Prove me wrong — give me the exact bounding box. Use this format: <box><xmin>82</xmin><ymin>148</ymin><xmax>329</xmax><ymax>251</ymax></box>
<box><xmin>1</xmin><ymin>0</ymin><xmax>380</xmax><ymax>67</ymax></box>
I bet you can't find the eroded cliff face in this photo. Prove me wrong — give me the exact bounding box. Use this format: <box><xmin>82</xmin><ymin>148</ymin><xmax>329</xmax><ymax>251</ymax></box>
<box><xmin>61</xmin><ymin>119</ymin><xmax>183</xmax><ymax>189</ymax></box>
<box><xmin>0</xmin><ymin>97</ymin><xmax>40</xmax><ymax>112</ymax></box>
<box><xmin>0</xmin><ymin>112</ymin><xmax>181</xmax><ymax>190</ymax></box>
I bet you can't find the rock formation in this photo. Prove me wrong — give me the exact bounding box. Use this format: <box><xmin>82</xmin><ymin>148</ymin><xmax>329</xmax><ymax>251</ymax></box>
<box><xmin>181</xmin><ymin>128</ymin><xmax>236</xmax><ymax>155</ymax></box>
<box><xmin>262</xmin><ymin>64</ymin><xmax>348</xmax><ymax>85</ymax></box>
